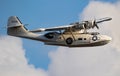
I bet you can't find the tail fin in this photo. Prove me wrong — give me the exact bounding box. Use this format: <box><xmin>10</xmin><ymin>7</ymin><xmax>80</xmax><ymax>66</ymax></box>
<box><xmin>7</xmin><ymin>16</ymin><xmax>22</xmax><ymax>28</ymax></box>
<box><xmin>7</xmin><ymin>16</ymin><xmax>28</xmax><ymax>36</ymax></box>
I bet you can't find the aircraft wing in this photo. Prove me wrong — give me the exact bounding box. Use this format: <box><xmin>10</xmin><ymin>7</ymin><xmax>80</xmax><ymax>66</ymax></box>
<box><xmin>29</xmin><ymin>25</ymin><xmax>74</xmax><ymax>32</ymax></box>
<box><xmin>96</xmin><ymin>17</ymin><xmax>112</xmax><ymax>23</ymax></box>
<box><xmin>45</xmin><ymin>25</ymin><xmax>74</xmax><ymax>31</ymax></box>
<box><xmin>30</xmin><ymin>17</ymin><xmax>112</xmax><ymax>32</ymax></box>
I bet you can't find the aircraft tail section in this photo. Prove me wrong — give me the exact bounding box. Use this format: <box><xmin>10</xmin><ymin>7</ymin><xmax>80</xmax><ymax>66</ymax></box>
<box><xmin>7</xmin><ymin>16</ymin><xmax>28</xmax><ymax>36</ymax></box>
<box><xmin>7</xmin><ymin>16</ymin><xmax>45</xmax><ymax>41</ymax></box>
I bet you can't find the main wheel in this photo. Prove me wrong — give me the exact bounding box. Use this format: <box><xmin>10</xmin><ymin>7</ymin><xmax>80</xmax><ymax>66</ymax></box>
<box><xmin>66</xmin><ymin>37</ymin><xmax>73</xmax><ymax>45</ymax></box>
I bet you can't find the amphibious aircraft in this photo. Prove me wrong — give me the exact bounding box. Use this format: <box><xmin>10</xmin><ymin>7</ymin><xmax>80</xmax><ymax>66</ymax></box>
<box><xmin>7</xmin><ymin>16</ymin><xmax>112</xmax><ymax>47</ymax></box>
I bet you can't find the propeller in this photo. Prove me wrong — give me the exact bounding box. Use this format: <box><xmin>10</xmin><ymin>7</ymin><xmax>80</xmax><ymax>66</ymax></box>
<box><xmin>92</xmin><ymin>20</ymin><xmax>99</xmax><ymax>29</ymax></box>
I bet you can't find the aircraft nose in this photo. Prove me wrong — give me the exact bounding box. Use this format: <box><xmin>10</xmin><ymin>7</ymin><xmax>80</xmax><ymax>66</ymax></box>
<box><xmin>105</xmin><ymin>36</ymin><xmax>112</xmax><ymax>41</ymax></box>
<box><xmin>99</xmin><ymin>35</ymin><xmax>112</xmax><ymax>45</ymax></box>
<box><xmin>102</xmin><ymin>35</ymin><xmax>112</xmax><ymax>42</ymax></box>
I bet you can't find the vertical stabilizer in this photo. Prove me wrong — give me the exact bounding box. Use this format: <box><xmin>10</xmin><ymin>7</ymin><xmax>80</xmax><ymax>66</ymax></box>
<box><xmin>7</xmin><ymin>16</ymin><xmax>22</xmax><ymax>28</ymax></box>
<box><xmin>7</xmin><ymin>16</ymin><xmax>28</xmax><ymax>36</ymax></box>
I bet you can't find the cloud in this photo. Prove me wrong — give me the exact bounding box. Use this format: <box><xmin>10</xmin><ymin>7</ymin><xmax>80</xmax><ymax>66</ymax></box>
<box><xmin>0</xmin><ymin>36</ymin><xmax>48</xmax><ymax>76</ymax></box>
<box><xmin>48</xmin><ymin>1</ymin><xmax>120</xmax><ymax>76</ymax></box>
<box><xmin>48</xmin><ymin>47</ymin><xmax>120</xmax><ymax>76</ymax></box>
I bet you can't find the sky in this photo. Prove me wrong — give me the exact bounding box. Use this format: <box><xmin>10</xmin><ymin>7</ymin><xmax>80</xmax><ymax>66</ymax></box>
<box><xmin>0</xmin><ymin>0</ymin><xmax>120</xmax><ymax>76</ymax></box>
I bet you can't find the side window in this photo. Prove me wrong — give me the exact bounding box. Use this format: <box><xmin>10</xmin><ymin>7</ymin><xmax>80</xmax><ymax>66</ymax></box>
<box><xmin>84</xmin><ymin>38</ymin><xmax>86</xmax><ymax>40</ymax></box>
<box><xmin>78</xmin><ymin>38</ymin><xmax>82</xmax><ymax>40</ymax></box>
<box><xmin>78</xmin><ymin>38</ymin><xmax>87</xmax><ymax>40</ymax></box>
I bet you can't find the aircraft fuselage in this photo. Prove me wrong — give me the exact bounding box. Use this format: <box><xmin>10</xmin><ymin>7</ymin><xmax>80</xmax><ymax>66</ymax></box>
<box><xmin>42</xmin><ymin>32</ymin><xmax>111</xmax><ymax>47</ymax></box>
<box><xmin>7</xmin><ymin>16</ymin><xmax>112</xmax><ymax>47</ymax></box>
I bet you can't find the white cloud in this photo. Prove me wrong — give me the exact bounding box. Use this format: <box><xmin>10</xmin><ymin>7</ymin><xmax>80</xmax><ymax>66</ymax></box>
<box><xmin>48</xmin><ymin>1</ymin><xmax>120</xmax><ymax>76</ymax></box>
<box><xmin>48</xmin><ymin>47</ymin><xmax>120</xmax><ymax>76</ymax></box>
<box><xmin>0</xmin><ymin>36</ymin><xmax>48</xmax><ymax>76</ymax></box>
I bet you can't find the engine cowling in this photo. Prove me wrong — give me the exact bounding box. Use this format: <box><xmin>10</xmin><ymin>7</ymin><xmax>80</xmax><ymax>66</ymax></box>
<box><xmin>83</xmin><ymin>20</ymin><xmax>99</xmax><ymax>29</ymax></box>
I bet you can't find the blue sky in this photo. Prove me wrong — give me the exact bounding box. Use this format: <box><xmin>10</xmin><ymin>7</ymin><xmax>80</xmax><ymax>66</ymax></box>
<box><xmin>0</xmin><ymin>0</ymin><xmax>117</xmax><ymax>70</ymax></box>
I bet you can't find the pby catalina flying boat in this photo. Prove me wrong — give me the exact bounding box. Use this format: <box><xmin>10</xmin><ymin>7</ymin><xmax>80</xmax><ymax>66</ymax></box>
<box><xmin>7</xmin><ymin>16</ymin><xmax>112</xmax><ymax>47</ymax></box>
